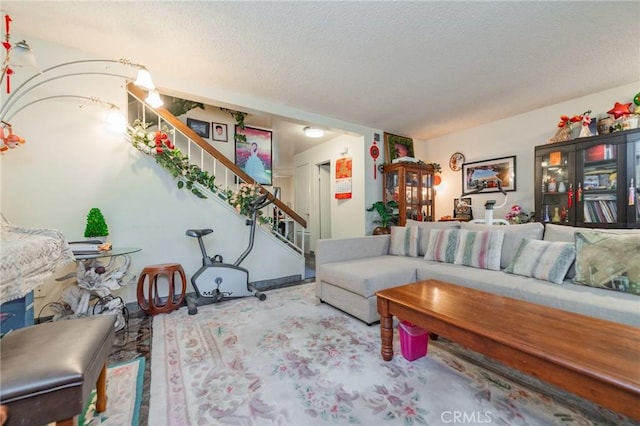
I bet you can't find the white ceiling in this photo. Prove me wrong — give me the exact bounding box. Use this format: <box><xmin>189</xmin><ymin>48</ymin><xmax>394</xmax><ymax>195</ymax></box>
<box><xmin>3</xmin><ymin>1</ymin><xmax>640</xmax><ymax>162</ymax></box>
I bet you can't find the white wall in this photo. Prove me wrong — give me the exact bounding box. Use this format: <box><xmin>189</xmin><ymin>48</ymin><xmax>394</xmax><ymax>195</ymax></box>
<box><xmin>294</xmin><ymin>133</ymin><xmax>367</xmax><ymax>251</ymax></box>
<box><xmin>414</xmin><ymin>82</ymin><xmax>640</xmax><ymax>222</ymax></box>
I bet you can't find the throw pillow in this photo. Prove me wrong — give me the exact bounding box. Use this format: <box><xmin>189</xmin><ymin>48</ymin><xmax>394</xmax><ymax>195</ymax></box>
<box><xmin>504</xmin><ymin>238</ymin><xmax>576</xmax><ymax>284</ymax></box>
<box><xmin>574</xmin><ymin>231</ymin><xmax>640</xmax><ymax>295</ymax></box>
<box><xmin>424</xmin><ymin>228</ymin><xmax>459</xmax><ymax>263</ymax></box>
<box><xmin>462</xmin><ymin>222</ymin><xmax>544</xmax><ymax>269</ymax></box>
<box><xmin>405</xmin><ymin>219</ymin><xmax>461</xmax><ymax>256</ymax></box>
<box><xmin>389</xmin><ymin>226</ymin><xmax>419</xmax><ymax>257</ymax></box>
<box><xmin>454</xmin><ymin>229</ymin><xmax>505</xmax><ymax>270</ymax></box>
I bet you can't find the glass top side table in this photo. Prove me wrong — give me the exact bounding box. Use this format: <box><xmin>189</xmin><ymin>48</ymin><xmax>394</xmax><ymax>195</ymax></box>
<box><xmin>52</xmin><ymin>247</ymin><xmax>142</xmax><ymax>330</ymax></box>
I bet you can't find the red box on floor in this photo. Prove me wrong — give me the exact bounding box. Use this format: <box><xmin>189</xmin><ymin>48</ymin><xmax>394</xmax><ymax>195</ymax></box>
<box><xmin>398</xmin><ymin>320</ymin><xmax>429</xmax><ymax>361</ymax></box>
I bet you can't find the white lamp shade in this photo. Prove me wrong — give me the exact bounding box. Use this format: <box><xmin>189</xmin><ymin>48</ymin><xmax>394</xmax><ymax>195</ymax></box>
<box><xmin>10</xmin><ymin>40</ymin><xmax>38</xmax><ymax>69</ymax></box>
<box><xmin>145</xmin><ymin>90</ymin><xmax>164</xmax><ymax>108</ymax></box>
<box><xmin>134</xmin><ymin>67</ymin><xmax>156</xmax><ymax>91</ymax></box>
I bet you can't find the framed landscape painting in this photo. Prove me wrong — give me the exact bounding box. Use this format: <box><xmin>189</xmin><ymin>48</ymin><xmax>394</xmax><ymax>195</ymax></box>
<box><xmin>235</xmin><ymin>126</ymin><xmax>272</xmax><ymax>185</ymax></box>
<box><xmin>462</xmin><ymin>155</ymin><xmax>516</xmax><ymax>194</ymax></box>
<box><xmin>186</xmin><ymin>118</ymin><xmax>210</xmax><ymax>139</ymax></box>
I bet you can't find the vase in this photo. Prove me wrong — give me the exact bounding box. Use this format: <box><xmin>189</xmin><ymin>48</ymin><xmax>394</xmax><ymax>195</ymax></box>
<box><xmin>552</xmin><ymin>207</ymin><xmax>561</xmax><ymax>222</ymax></box>
<box><xmin>372</xmin><ymin>227</ymin><xmax>390</xmax><ymax>235</ymax></box>
<box><xmin>558</xmin><ymin>181</ymin><xmax>566</xmax><ymax>193</ymax></box>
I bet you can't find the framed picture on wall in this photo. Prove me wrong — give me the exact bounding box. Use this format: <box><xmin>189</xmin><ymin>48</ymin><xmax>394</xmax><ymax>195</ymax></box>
<box><xmin>211</xmin><ymin>122</ymin><xmax>228</xmax><ymax>142</ymax></box>
<box><xmin>462</xmin><ymin>155</ymin><xmax>516</xmax><ymax>194</ymax></box>
<box><xmin>186</xmin><ymin>118</ymin><xmax>210</xmax><ymax>139</ymax></box>
<box><xmin>235</xmin><ymin>126</ymin><xmax>272</xmax><ymax>185</ymax></box>
<box><xmin>384</xmin><ymin>133</ymin><xmax>414</xmax><ymax>163</ymax></box>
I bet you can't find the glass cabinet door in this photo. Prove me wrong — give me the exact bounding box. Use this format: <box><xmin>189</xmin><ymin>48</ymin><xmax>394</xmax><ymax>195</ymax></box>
<box><xmin>384</xmin><ymin>169</ymin><xmax>400</xmax><ymax>203</ymax></box>
<box><xmin>420</xmin><ymin>172</ymin><xmax>434</xmax><ymax>221</ymax></box>
<box><xmin>579</xmin><ymin>142</ymin><xmax>621</xmax><ymax>225</ymax></box>
<box><xmin>628</xmin><ymin>136</ymin><xmax>640</xmax><ymax>225</ymax></box>
<box><xmin>539</xmin><ymin>149</ymin><xmax>574</xmax><ymax>224</ymax></box>
<box><xmin>405</xmin><ymin>170</ymin><xmax>419</xmax><ymax>221</ymax></box>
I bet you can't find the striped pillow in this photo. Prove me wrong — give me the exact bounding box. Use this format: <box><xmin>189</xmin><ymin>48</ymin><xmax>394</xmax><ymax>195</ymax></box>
<box><xmin>389</xmin><ymin>226</ymin><xmax>419</xmax><ymax>257</ymax></box>
<box><xmin>504</xmin><ymin>238</ymin><xmax>576</xmax><ymax>284</ymax></box>
<box><xmin>454</xmin><ymin>229</ymin><xmax>504</xmax><ymax>270</ymax></box>
<box><xmin>424</xmin><ymin>228</ymin><xmax>459</xmax><ymax>263</ymax></box>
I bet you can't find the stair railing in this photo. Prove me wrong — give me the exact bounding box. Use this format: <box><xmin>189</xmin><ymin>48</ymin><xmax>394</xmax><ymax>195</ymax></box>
<box><xmin>127</xmin><ymin>84</ymin><xmax>307</xmax><ymax>254</ymax></box>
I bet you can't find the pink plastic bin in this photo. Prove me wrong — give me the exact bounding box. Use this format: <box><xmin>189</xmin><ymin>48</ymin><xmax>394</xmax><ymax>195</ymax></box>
<box><xmin>398</xmin><ymin>320</ymin><xmax>429</xmax><ymax>361</ymax></box>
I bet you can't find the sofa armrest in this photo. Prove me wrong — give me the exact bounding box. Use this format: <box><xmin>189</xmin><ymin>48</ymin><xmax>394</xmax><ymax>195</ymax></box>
<box><xmin>316</xmin><ymin>235</ymin><xmax>390</xmax><ymax>265</ymax></box>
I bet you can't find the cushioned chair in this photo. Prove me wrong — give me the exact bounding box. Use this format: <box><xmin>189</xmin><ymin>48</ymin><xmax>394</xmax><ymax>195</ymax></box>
<box><xmin>0</xmin><ymin>315</ymin><xmax>116</xmax><ymax>426</ymax></box>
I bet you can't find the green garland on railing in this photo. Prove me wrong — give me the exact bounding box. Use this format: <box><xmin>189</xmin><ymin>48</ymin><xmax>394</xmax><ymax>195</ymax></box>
<box><xmin>127</xmin><ymin>119</ymin><xmax>219</xmax><ymax>199</ymax></box>
<box><xmin>220</xmin><ymin>108</ymin><xmax>248</xmax><ymax>144</ymax></box>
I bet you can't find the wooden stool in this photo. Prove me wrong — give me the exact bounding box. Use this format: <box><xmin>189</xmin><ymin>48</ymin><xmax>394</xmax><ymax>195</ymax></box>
<box><xmin>136</xmin><ymin>263</ymin><xmax>186</xmax><ymax>315</ymax></box>
<box><xmin>0</xmin><ymin>315</ymin><xmax>116</xmax><ymax>426</ymax></box>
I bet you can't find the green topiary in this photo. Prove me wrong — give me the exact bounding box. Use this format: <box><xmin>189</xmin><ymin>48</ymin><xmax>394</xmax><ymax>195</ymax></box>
<box><xmin>84</xmin><ymin>208</ymin><xmax>109</xmax><ymax>238</ymax></box>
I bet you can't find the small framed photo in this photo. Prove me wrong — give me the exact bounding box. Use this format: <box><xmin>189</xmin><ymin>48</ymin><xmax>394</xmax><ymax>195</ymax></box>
<box><xmin>384</xmin><ymin>132</ymin><xmax>414</xmax><ymax>163</ymax></box>
<box><xmin>211</xmin><ymin>122</ymin><xmax>228</xmax><ymax>142</ymax></box>
<box><xmin>462</xmin><ymin>155</ymin><xmax>516</xmax><ymax>194</ymax></box>
<box><xmin>186</xmin><ymin>118</ymin><xmax>210</xmax><ymax>139</ymax></box>
<box><xmin>454</xmin><ymin>197</ymin><xmax>473</xmax><ymax>221</ymax></box>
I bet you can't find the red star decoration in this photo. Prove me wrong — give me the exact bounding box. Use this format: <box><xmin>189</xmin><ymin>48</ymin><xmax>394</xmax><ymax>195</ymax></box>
<box><xmin>607</xmin><ymin>102</ymin><xmax>633</xmax><ymax>119</ymax></box>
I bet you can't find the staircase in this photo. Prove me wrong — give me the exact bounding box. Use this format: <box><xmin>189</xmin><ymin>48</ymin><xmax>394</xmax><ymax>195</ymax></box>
<box><xmin>127</xmin><ymin>84</ymin><xmax>308</xmax><ymax>285</ymax></box>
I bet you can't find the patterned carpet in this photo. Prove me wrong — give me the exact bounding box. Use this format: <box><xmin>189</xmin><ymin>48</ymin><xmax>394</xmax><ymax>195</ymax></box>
<box><xmin>144</xmin><ymin>284</ymin><xmax>637</xmax><ymax>425</ymax></box>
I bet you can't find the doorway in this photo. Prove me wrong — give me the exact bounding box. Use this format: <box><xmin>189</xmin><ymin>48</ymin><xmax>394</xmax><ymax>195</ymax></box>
<box><xmin>318</xmin><ymin>162</ymin><xmax>331</xmax><ymax>240</ymax></box>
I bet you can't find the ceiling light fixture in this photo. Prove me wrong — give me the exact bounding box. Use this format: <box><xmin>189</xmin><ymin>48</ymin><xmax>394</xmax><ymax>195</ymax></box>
<box><xmin>304</xmin><ymin>126</ymin><xmax>324</xmax><ymax>138</ymax></box>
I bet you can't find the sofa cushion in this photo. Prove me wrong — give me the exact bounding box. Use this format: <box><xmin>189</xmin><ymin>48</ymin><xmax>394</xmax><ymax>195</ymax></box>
<box><xmin>454</xmin><ymin>229</ymin><xmax>504</xmax><ymax>271</ymax></box>
<box><xmin>406</xmin><ymin>220</ymin><xmax>461</xmax><ymax>256</ymax></box>
<box><xmin>389</xmin><ymin>226</ymin><xmax>419</xmax><ymax>257</ymax></box>
<box><xmin>574</xmin><ymin>231</ymin><xmax>640</xmax><ymax>295</ymax></box>
<box><xmin>317</xmin><ymin>255</ymin><xmax>419</xmax><ymax>299</ymax></box>
<box><xmin>543</xmin><ymin>224</ymin><xmax>640</xmax><ymax>278</ymax></box>
<box><xmin>504</xmin><ymin>239</ymin><xmax>576</xmax><ymax>284</ymax></box>
<box><xmin>461</xmin><ymin>222</ymin><xmax>544</xmax><ymax>269</ymax></box>
<box><xmin>424</xmin><ymin>228</ymin><xmax>459</xmax><ymax>263</ymax></box>
<box><xmin>415</xmin><ymin>261</ymin><xmax>640</xmax><ymax>327</ymax></box>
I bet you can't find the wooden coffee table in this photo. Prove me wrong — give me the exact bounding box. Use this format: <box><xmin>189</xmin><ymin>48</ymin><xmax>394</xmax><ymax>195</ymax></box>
<box><xmin>376</xmin><ymin>280</ymin><xmax>640</xmax><ymax>420</ymax></box>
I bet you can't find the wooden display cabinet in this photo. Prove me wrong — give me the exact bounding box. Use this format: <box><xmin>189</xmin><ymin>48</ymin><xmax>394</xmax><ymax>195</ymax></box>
<box><xmin>383</xmin><ymin>163</ymin><xmax>435</xmax><ymax>226</ymax></box>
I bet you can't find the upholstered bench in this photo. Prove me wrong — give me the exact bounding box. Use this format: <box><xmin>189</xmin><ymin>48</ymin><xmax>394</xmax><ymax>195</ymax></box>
<box><xmin>0</xmin><ymin>315</ymin><xmax>116</xmax><ymax>426</ymax></box>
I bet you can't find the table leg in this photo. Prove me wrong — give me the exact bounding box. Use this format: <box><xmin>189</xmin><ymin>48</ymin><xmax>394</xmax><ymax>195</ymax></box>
<box><xmin>96</xmin><ymin>363</ymin><xmax>108</xmax><ymax>413</ymax></box>
<box><xmin>378</xmin><ymin>298</ymin><xmax>394</xmax><ymax>361</ymax></box>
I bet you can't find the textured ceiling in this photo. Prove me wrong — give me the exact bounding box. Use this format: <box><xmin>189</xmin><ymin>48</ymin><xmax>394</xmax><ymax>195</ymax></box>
<box><xmin>2</xmin><ymin>1</ymin><xmax>640</xmax><ymax>145</ymax></box>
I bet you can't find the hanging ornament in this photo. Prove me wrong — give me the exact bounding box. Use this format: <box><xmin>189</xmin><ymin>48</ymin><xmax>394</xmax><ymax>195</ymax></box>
<box><xmin>607</xmin><ymin>102</ymin><xmax>633</xmax><ymax>119</ymax></box>
<box><xmin>634</xmin><ymin>92</ymin><xmax>640</xmax><ymax>106</ymax></box>
<box><xmin>370</xmin><ymin>141</ymin><xmax>380</xmax><ymax>179</ymax></box>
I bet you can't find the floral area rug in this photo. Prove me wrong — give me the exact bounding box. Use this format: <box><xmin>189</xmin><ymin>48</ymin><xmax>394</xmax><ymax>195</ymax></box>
<box><xmin>79</xmin><ymin>357</ymin><xmax>145</xmax><ymax>425</ymax></box>
<box><xmin>149</xmin><ymin>284</ymin><xmax>636</xmax><ymax>425</ymax></box>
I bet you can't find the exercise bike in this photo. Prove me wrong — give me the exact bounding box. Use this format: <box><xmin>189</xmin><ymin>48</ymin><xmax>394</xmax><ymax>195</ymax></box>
<box><xmin>185</xmin><ymin>189</ymin><xmax>277</xmax><ymax>315</ymax></box>
<box><xmin>458</xmin><ymin>178</ymin><xmax>509</xmax><ymax>225</ymax></box>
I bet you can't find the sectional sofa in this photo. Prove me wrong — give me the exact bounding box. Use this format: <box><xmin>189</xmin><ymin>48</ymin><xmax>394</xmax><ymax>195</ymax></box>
<box><xmin>316</xmin><ymin>221</ymin><xmax>640</xmax><ymax>327</ymax></box>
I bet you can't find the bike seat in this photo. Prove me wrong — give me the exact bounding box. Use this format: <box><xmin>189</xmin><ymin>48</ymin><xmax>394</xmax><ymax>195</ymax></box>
<box><xmin>186</xmin><ymin>229</ymin><xmax>213</xmax><ymax>238</ymax></box>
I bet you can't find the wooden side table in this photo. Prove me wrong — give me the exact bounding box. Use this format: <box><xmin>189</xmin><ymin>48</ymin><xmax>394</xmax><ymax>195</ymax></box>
<box><xmin>136</xmin><ymin>263</ymin><xmax>186</xmax><ymax>315</ymax></box>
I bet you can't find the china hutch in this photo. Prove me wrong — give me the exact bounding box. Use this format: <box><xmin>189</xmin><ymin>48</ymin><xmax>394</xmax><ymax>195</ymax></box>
<box><xmin>534</xmin><ymin>127</ymin><xmax>640</xmax><ymax>228</ymax></box>
<box><xmin>383</xmin><ymin>163</ymin><xmax>435</xmax><ymax>225</ymax></box>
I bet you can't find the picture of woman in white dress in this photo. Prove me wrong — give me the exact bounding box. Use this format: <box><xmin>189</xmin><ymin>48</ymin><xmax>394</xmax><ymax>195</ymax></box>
<box><xmin>236</xmin><ymin>126</ymin><xmax>272</xmax><ymax>185</ymax></box>
<box><xmin>245</xmin><ymin>142</ymin><xmax>267</xmax><ymax>181</ymax></box>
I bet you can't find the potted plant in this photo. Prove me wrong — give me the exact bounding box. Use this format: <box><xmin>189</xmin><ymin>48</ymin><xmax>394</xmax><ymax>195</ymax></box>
<box><xmin>367</xmin><ymin>201</ymin><xmax>399</xmax><ymax>235</ymax></box>
<box><xmin>84</xmin><ymin>208</ymin><xmax>109</xmax><ymax>242</ymax></box>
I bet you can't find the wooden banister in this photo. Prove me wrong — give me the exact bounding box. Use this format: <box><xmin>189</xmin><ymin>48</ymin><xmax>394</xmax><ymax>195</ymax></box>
<box><xmin>127</xmin><ymin>84</ymin><xmax>306</xmax><ymax>228</ymax></box>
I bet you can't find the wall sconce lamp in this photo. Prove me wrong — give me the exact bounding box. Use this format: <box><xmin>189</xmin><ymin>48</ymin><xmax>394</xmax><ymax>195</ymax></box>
<box><xmin>303</xmin><ymin>126</ymin><xmax>324</xmax><ymax>138</ymax></box>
